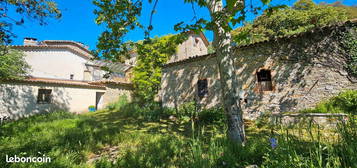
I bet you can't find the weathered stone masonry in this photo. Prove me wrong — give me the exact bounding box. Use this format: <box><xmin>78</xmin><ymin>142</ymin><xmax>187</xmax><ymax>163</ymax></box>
<box><xmin>161</xmin><ymin>21</ymin><xmax>357</xmax><ymax>119</ymax></box>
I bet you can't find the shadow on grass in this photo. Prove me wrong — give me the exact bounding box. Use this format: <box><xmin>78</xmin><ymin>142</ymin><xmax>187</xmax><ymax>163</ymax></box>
<box><xmin>2</xmin><ymin>108</ymin><xmax>351</xmax><ymax>168</ymax></box>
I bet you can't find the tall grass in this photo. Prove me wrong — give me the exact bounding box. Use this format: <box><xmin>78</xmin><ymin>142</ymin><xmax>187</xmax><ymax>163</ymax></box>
<box><xmin>102</xmin><ymin>97</ymin><xmax>357</xmax><ymax>168</ymax></box>
<box><xmin>0</xmin><ymin>92</ymin><xmax>356</xmax><ymax>168</ymax></box>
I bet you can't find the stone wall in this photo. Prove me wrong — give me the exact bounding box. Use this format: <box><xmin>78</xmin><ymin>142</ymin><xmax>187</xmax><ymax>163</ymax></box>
<box><xmin>102</xmin><ymin>83</ymin><xmax>133</xmax><ymax>106</ymax></box>
<box><xmin>161</xmin><ymin>23</ymin><xmax>357</xmax><ymax>119</ymax></box>
<box><xmin>270</xmin><ymin>113</ymin><xmax>349</xmax><ymax>128</ymax></box>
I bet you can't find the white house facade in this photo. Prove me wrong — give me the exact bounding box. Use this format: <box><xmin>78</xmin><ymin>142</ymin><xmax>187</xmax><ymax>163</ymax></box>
<box><xmin>0</xmin><ymin>38</ymin><xmax>133</xmax><ymax>119</ymax></box>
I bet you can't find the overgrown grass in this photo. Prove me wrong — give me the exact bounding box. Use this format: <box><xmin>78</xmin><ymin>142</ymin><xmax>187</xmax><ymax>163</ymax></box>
<box><xmin>0</xmin><ymin>95</ymin><xmax>356</xmax><ymax>168</ymax></box>
<box><xmin>300</xmin><ymin>90</ymin><xmax>357</xmax><ymax>114</ymax></box>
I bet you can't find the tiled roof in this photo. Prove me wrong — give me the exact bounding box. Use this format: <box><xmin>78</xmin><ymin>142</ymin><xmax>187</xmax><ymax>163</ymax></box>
<box><xmin>2</xmin><ymin>77</ymin><xmax>106</xmax><ymax>88</ymax></box>
<box><xmin>88</xmin><ymin>60</ymin><xmax>133</xmax><ymax>73</ymax></box>
<box><xmin>11</xmin><ymin>40</ymin><xmax>93</xmax><ymax>59</ymax></box>
<box><xmin>88</xmin><ymin>79</ymin><xmax>132</xmax><ymax>86</ymax></box>
<box><xmin>163</xmin><ymin>19</ymin><xmax>357</xmax><ymax>68</ymax></box>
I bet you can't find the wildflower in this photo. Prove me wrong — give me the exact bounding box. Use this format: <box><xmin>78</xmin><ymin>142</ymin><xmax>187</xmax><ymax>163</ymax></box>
<box><xmin>222</xmin><ymin>161</ymin><xmax>227</xmax><ymax>166</ymax></box>
<box><xmin>270</xmin><ymin>137</ymin><xmax>278</xmax><ymax>149</ymax></box>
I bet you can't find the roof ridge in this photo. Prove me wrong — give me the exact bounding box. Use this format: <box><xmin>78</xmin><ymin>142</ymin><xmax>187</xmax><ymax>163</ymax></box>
<box><xmin>163</xmin><ymin>19</ymin><xmax>357</xmax><ymax>68</ymax></box>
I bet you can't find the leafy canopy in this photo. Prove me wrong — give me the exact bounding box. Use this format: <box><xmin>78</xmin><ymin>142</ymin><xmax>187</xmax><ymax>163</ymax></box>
<box><xmin>93</xmin><ymin>0</ymin><xmax>274</xmax><ymax>62</ymax></box>
<box><xmin>132</xmin><ymin>34</ymin><xmax>187</xmax><ymax>102</ymax></box>
<box><xmin>232</xmin><ymin>0</ymin><xmax>351</xmax><ymax>45</ymax></box>
<box><xmin>0</xmin><ymin>49</ymin><xmax>30</xmax><ymax>79</ymax></box>
<box><xmin>0</xmin><ymin>0</ymin><xmax>61</xmax><ymax>47</ymax></box>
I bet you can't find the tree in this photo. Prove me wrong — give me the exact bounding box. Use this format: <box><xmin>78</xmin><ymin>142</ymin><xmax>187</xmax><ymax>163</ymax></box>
<box><xmin>132</xmin><ymin>34</ymin><xmax>186</xmax><ymax>103</ymax></box>
<box><xmin>0</xmin><ymin>0</ymin><xmax>61</xmax><ymax>54</ymax></box>
<box><xmin>93</xmin><ymin>0</ymin><xmax>278</xmax><ymax>144</ymax></box>
<box><xmin>320</xmin><ymin>1</ymin><xmax>357</xmax><ymax>19</ymax></box>
<box><xmin>232</xmin><ymin>0</ymin><xmax>351</xmax><ymax>45</ymax></box>
<box><xmin>0</xmin><ymin>49</ymin><xmax>30</xmax><ymax>79</ymax></box>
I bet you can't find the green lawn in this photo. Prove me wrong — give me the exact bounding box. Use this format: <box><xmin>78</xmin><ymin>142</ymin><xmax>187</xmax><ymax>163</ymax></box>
<box><xmin>0</xmin><ymin>104</ymin><xmax>356</xmax><ymax>168</ymax></box>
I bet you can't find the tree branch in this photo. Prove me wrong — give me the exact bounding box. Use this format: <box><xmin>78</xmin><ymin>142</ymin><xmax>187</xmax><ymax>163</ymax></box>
<box><xmin>227</xmin><ymin>0</ymin><xmax>245</xmax><ymax>16</ymax></box>
<box><xmin>146</xmin><ymin>0</ymin><xmax>159</xmax><ymax>39</ymax></box>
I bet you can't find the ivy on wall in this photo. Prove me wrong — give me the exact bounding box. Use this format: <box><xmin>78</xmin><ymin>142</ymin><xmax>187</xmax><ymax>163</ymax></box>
<box><xmin>132</xmin><ymin>34</ymin><xmax>187</xmax><ymax>103</ymax></box>
<box><xmin>342</xmin><ymin>27</ymin><xmax>357</xmax><ymax>77</ymax></box>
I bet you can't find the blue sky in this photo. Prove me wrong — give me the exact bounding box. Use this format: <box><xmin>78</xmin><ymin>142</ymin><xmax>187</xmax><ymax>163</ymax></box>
<box><xmin>9</xmin><ymin>0</ymin><xmax>357</xmax><ymax>50</ymax></box>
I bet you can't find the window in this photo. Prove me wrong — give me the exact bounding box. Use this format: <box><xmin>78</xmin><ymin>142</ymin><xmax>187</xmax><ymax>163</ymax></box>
<box><xmin>37</xmin><ymin>89</ymin><xmax>52</xmax><ymax>104</ymax></box>
<box><xmin>93</xmin><ymin>70</ymin><xmax>102</xmax><ymax>81</ymax></box>
<box><xmin>195</xmin><ymin>38</ymin><xmax>200</xmax><ymax>44</ymax></box>
<box><xmin>256</xmin><ymin>69</ymin><xmax>273</xmax><ymax>91</ymax></box>
<box><xmin>70</xmin><ymin>74</ymin><xmax>74</xmax><ymax>80</ymax></box>
<box><xmin>197</xmin><ymin>79</ymin><xmax>208</xmax><ymax>99</ymax></box>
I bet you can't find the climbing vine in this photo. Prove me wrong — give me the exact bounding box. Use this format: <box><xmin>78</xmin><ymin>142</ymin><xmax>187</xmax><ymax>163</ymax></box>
<box><xmin>132</xmin><ymin>34</ymin><xmax>187</xmax><ymax>103</ymax></box>
<box><xmin>342</xmin><ymin>27</ymin><xmax>357</xmax><ymax>77</ymax></box>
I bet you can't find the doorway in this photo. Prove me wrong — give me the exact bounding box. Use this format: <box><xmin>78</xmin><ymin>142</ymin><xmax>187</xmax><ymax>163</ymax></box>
<box><xmin>95</xmin><ymin>92</ymin><xmax>105</xmax><ymax>110</ymax></box>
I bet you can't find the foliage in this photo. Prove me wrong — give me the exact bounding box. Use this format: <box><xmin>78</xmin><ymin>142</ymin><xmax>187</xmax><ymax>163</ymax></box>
<box><xmin>299</xmin><ymin>90</ymin><xmax>357</xmax><ymax>115</ymax></box>
<box><xmin>92</xmin><ymin>0</ymin><xmax>273</xmax><ymax>61</ymax></box>
<box><xmin>341</xmin><ymin>27</ymin><xmax>357</xmax><ymax>77</ymax></box>
<box><xmin>92</xmin><ymin>0</ymin><xmax>143</xmax><ymax>61</ymax></box>
<box><xmin>1</xmin><ymin>102</ymin><xmax>356</xmax><ymax>167</ymax></box>
<box><xmin>319</xmin><ymin>1</ymin><xmax>357</xmax><ymax>19</ymax></box>
<box><xmin>0</xmin><ymin>0</ymin><xmax>61</xmax><ymax>50</ymax></box>
<box><xmin>92</xmin><ymin>0</ymin><xmax>278</xmax><ymax>144</ymax></box>
<box><xmin>106</xmin><ymin>95</ymin><xmax>174</xmax><ymax>121</ymax></box>
<box><xmin>335</xmin><ymin>114</ymin><xmax>357</xmax><ymax>167</ymax></box>
<box><xmin>132</xmin><ymin>34</ymin><xmax>187</xmax><ymax>103</ymax></box>
<box><xmin>232</xmin><ymin>0</ymin><xmax>350</xmax><ymax>45</ymax></box>
<box><xmin>330</xmin><ymin>90</ymin><xmax>357</xmax><ymax>115</ymax></box>
<box><xmin>0</xmin><ymin>49</ymin><xmax>30</xmax><ymax>79</ymax></box>
<box><xmin>0</xmin><ymin>111</ymin><xmax>98</xmax><ymax>168</ymax></box>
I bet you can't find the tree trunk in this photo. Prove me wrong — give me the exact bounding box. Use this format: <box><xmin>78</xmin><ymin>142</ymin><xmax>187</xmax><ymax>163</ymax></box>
<box><xmin>208</xmin><ymin>0</ymin><xmax>246</xmax><ymax>144</ymax></box>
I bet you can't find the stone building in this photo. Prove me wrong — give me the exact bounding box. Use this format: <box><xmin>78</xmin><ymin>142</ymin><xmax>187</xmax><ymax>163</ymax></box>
<box><xmin>161</xmin><ymin>20</ymin><xmax>357</xmax><ymax>119</ymax></box>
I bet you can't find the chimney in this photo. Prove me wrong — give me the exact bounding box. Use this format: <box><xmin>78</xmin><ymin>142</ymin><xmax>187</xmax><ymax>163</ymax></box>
<box><xmin>24</xmin><ymin>37</ymin><xmax>38</xmax><ymax>45</ymax></box>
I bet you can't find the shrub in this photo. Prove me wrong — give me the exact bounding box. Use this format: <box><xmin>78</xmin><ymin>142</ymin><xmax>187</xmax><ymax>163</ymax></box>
<box><xmin>105</xmin><ymin>96</ymin><xmax>175</xmax><ymax>121</ymax></box>
<box><xmin>106</xmin><ymin>95</ymin><xmax>129</xmax><ymax>111</ymax></box>
<box><xmin>198</xmin><ymin>107</ymin><xmax>225</xmax><ymax>125</ymax></box>
<box><xmin>300</xmin><ymin>90</ymin><xmax>357</xmax><ymax>114</ymax></box>
<box><xmin>330</xmin><ymin>90</ymin><xmax>357</xmax><ymax>115</ymax></box>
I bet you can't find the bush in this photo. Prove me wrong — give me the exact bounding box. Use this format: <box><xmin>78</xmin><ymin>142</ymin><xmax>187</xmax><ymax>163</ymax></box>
<box><xmin>105</xmin><ymin>96</ymin><xmax>174</xmax><ymax>121</ymax></box>
<box><xmin>331</xmin><ymin>90</ymin><xmax>357</xmax><ymax>115</ymax></box>
<box><xmin>198</xmin><ymin>107</ymin><xmax>226</xmax><ymax>125</ymax></box>
<box><xmin>300</xmin><ymin>90</ymin><xmax>357</xmax><ymax>114</ymax></box>
<box><xmin>106</xmin><ymin>95</ymin><xmax>129</xmax><ymax>111</ymax></box>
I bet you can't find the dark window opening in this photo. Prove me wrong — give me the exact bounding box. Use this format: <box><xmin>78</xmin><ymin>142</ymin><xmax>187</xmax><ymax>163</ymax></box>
<box><xmin>197</xmin><ymin>79</ymin><xmax>208</xmax><ymax>99</ymax></box>
<box><xmin>70</xmin><ymin>74</ymin><xmax>74</xmax><ymax>80</ymax></box>
<box><xmin>195</xmin><ymin>38</ymin><xmax>200</xmax><ymax>44</ymax></box>
<box><xmin>37</xmin><ymin>89</ymin><xmax>52</xmax><ymax>104</ymax></box>
<box><xmin>257</xmin><ymin>69</ymin><xmax>273</xmax><ymax>91</ymax></box>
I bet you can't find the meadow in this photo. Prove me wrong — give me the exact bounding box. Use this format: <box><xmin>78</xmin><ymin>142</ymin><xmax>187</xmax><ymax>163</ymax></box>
<box><xmin>0</xmin><ymin>91</ymin><xmax>356</xmax><ymax>168</ymax></box>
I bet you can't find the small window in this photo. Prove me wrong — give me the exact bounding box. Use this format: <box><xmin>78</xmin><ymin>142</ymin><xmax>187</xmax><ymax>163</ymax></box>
<box><xmin>256</xmin><ymin>69</ymin><xmax>273</xmax><ymax>91</ymax></box>
<box><xmin>197</xmin><ymin>79</ymin><xmax>208</xmax><ymax>99</ymax></box>
<box><xmin>70</xmin><ymin>74</ymin><xmax>74</xmax><ymax>80</ymax></box>
<box><xmin>195</xmin><ymin>38</ymin><xmax>200</xmax><ymax>44</ymax></box>
<box><xmin>37</xmin><ymin>89</ymin><xmax>52</xmax><ymax>104</ymax></box>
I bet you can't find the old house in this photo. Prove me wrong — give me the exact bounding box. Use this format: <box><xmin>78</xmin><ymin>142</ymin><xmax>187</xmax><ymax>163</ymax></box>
<box><xmin>0</xmin><ymin>31</ymin><xmax>210</xmax><ymax>119</ymax></box>
<box><xmin>0</xmin><ymin>39</ymin><xmax>132</xmax><ymax>119</ymax></box>
<box><xmin>161</xmin><ymin>20</ymin><xmax>357</xmax><ymax>119</ymax></box>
